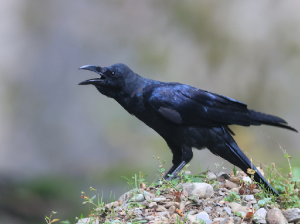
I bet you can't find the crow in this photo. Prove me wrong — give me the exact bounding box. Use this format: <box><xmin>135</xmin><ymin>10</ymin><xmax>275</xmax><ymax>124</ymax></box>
<box><xmin>79</xmin><ymin>63</ymin><xmax>297</xmax><ymax>196</ymax></box>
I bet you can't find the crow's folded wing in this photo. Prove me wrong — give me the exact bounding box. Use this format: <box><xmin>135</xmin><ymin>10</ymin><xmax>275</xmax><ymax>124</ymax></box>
<box><xmin>148</xmin><ymin>83</ymin><xmax>253</xmax><ymax>127</ymax></box>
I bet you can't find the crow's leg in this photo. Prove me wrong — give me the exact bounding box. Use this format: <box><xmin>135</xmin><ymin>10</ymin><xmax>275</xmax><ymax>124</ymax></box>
<box><xmin>164</xmin><ymin>144</ymin><xmax>193</xmax><ymax>180</ymax></box>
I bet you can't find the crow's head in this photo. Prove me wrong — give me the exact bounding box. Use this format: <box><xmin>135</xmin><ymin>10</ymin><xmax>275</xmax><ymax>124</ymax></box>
<box><xmin>79</xmin><ymin>63</ymin><xmax>134</xmax><ymax>88</ymax></box>
<box><xmin>79</xmin><ymin>63</ymin><xmax>139</xmax><ymax>98</ymax></box>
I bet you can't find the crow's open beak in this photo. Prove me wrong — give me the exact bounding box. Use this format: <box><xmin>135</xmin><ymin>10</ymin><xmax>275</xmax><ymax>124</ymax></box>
<box><xmin>78</xmin><ymin>65</ymin><xmax>105</xmax><ymax>85</ymax></box>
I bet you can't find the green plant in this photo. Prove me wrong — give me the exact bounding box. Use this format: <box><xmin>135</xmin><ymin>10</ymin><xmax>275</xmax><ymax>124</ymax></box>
<box><xmin>224</xmin><ymin>191</ymin><xmax>240</xmax><ymax>202</ymax></box>
<box><xmin>45</xmin><ymin>211</ymin><xmax>59</xmax><ymax>224</ymax></box>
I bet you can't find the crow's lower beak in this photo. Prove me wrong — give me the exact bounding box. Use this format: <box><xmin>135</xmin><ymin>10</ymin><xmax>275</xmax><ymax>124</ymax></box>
<box><xmin>78</xmin><ymin>79</ymin><xmax>103</xmax><ymax>85</ymax></box>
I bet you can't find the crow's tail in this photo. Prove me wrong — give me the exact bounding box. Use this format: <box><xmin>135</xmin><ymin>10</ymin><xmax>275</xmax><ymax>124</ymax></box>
<box><xmin>249</xmin><ymin>110</ymin><xmax>298</xmax><ymax>132</ymax></box>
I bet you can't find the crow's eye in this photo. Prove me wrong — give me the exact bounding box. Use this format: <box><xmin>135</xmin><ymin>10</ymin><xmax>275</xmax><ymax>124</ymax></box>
<box><xmin>111</xmin><ymin>71</ymin><xmax>115</xmax><ymax>76</ymax></box>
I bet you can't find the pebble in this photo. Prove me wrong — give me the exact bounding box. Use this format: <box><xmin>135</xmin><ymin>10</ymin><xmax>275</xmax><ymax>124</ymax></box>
<box><xmin>223</xmin><ymin>206</ymin><xmax>231</xmax><ymax>215</ymax></box>
<box><xmin>118</xmin><ymin>189</ymin><xmax>137</xmax><ymax>203</ymax></box>
<box><xmin>131</xmin><ymin>193</ymin><xmax>144</xmax><ymax>202</ymax></box>
<box><xmin>194</xmin><ymin>211</ymin><xmax>213</xmax><ymax>224</ymax></box>
<box><xmin>253</xmin><ymin>208</ymin><xmax>267</xmax><ymax>223</ymax></box>
<box><xmin>164</xmin><ymin>202</ymin><xmax>175</xmax><ymax>208</ymax></box>
<box><xmin>147</xmin><ymin>215</ymin><xmax>155</xmax><ymax>221</ymax></box>
<box><xmin>242</xmin><ymin>176</ymin><xmax>252</xmax><ymax>183</ymax></box>
<box><xmin>143</xmin><ymin>190</ymin><xmax>154</xmax><ymax>201</ymax></box>
<box><xmin>206</xmin><ymin>171</ymin><xmax>217</xmax><ymax>180</ymax></box>
<box><xmin>242</xmin><ymin>195</ymin><xmax>254</xmax><ymax>201</ymax></box>
<box><xmin>224</xmin><ymin>180</ymin><xmax>238</xmax><ymax>189</ymax></box>
<box><xmin>152</xmin><ymin>197</ymin><xmax>166</xmax><ymax>202</ymax></box>
<box><xmin>157</xmin><ymin>211</ymin><xmax>169</xmax><ymax>217</ymax></box>
<box><xmin>220</xmin><ymin>217</ymin><xmax>235</xmax><ymax>224</ymax></box>
<box><xmin>266</xmin><ymin>208</ymin><xmax>288</xmax><ymax>224</ymax></box>
<box><xmin>179</xmin><ymin>201</ymin><xmax>185</xmax><ymax>211</ymax></box>
<box><xmin>282</xmin><ymin>208</ymin><xmax>300</xmax><ymax>223</ymax></box>
<box><xmin>168</xmin><ymin>205</ymin><xmax>175</xmax><ymax>214</ymax></box>
<box><xmin>171</xmin><ymin>213</ymin><xmax>180</xmax><ymax>221</ymax></box>
<box><xmin>229</xmin><ymin>202</ymin><xmax>249</xmax><ymax>214</ymax></box>
<box><xmin>149</xmin><ymin>202</ymin><xmax>157</xmax><ymax>208</ymax></box>
<box><xmin>156</xmin><ymin>205</ymin><xmax>166</xmax><ymax>212</ymax></box>
<box><xmin>215</xmin><ymin>206</ymin><xmax>223</xmax><ymax>214</ymax></box>
<box><xmin>204</xmin><ymin>206</ymin><xmax>212</xmax><ymax>214</ymax></box>
<box><xmin>182</xmin><ymin>182</ymin><xmax>214</xmax><ymax>198</ymax></box>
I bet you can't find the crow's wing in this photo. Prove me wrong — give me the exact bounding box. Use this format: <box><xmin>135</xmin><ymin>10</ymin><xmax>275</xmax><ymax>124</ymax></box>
<box><xmin>148</xmin><ymin>83</ymin><xmax>253</xmax><ymax>127</ymax></box>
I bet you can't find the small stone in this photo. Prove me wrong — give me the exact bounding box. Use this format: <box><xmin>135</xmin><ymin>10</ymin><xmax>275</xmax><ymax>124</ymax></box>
<box><xmin>187</xmin><ymin>214</ymin><xmax>196</xmax><ymax>223</ymax></box>
<box><xmin>254</xmin><ymin>208</ymin><xmax>267</xmax><ymax>223</ymax></box>
<box><xmin>217</xmin><ymin>172</ymin><xmax>229</xmax><ymax>178</ymax></box>
<box><xmin>282</xmin><ymin>208</ymin><xmax>300</xmax><ymax>223</ymax></box>
<box><xmin>224</xmin><ymin>180</ymin><xmax>238</xmax><ymax>189</ymax></box>
<box><xmin>220</xmin><ymin>217</ymin><xmax>235</xmax><ymax>224</ymax></box>
<box><xmin>168</xmin><ymin>205</ymin><xmax>175</xmax><ymax>214</ymax></box>
<box><xmin>223</xmin><ymin>207</ymin><xmax>231</xmax><ymax>215</ymax></box>
<box><xmin>118</xmin><ymin>189</ymin><xmax>136</xmax><ymax>203</ymax></box>
<box><xmin>213</xmin><ymin>218</ymin><xmax>225</xmax><ymax>223</ymax></box>
<box><xmin>134</xmin><ymin>208</ymin><xmax>142</xmax><ymax>215</ymax></box>
<box><xmin>174</xmin><ymin>202</ymin><xmax>180</xmax><ymax>208</ymax></box>
<box><xmin>266</xmin><ymin>208</ymin><xmax>288</xmax><ymax>224</ymax></box>
<box><xmin>220</xmin><ymin>211</ymin><xmax>229</xmax><ymax>218</ymax></box>
<box><xmin>143</xmin><ymin>190</ymin><xmax>154</xmax><ymax>201</ymax></box>
<box><xmin>215</xmin><ymin>206</ymin><xmax>223</xmax><ymax>213</ymax></box>
<box><xmin>207</xmin><ymin>171</ymin><xmax>217</xmax><ymax>180</ymax></box>
<box><xmin>140</xmin><ymin>201</ymin><xmax>149</xmax><ymax>207</ymax></box>
<box><xmin>156</xmin><ymin>205</ymin><xmax>166</xmax><ymax>212</ymax></box>
<box><xmin>105</xmin><ymin>202</ymin><xmax>114</xmax><ymax>210</ymax></box>
<box><xmin>152</xmin><ymin>197</ymin><xmax>166</xmax><ymax>202</ymax></box>
<box><xmin>233</xmin><ymin>217</ymin><xmax>242</xmax><ymax>224</ymax></box>
<box><xmin>187</xmin><ymin>210</ymin><xmax>196</xmax><ymax>215</ymax></box>
<box><xmin>146</xmin><ymin>215</ymin><xmax>155</xmax><ymax>221</ymax></box>
<box><xmin>114</xmin><ymin>206</ymin><xmax>121</xmax><ymax>212</ymax></box>
<box><xmin>149</xmin><ymin>202</ymin><xmax>157</xmax><ymax>208</ymax></box>
<box><xmin>131</xmin><ymin>193</ymin><xmax>144</xmax><ymax>202</ymax></box>
<box><xmin>249</xmin><ymin>199</ymin><xmax>257</xmax><ymax>204</ymax></box>
<box><xmin>229</xmin><ymin>202</ymin><xmax>249</xmax><ymax>214</ymax></box>
<box><xmin>194</xmin><ymin>211</ymin><xmax>213</xmax><ymax>224</ymax></box>
<box><xmin>113</xmin><ymin>200</ymin><xmax>119</xmax><ymax>206</ymax></box>
<box><xmin>180</xmin><ymin>201</ymin><xmax>185</xmax><ymax>211</ymax></box>
<box><xmin>185</xmin><ymin>201</ymin><xmax>191</xmax><ymax>206</ymax></box>
<box><xmin>182</xmin><ymin>182</ymin><xmax>214</xmax><ymax>198</ymax></box>
<box><xmin>219</xmin><ymin>190</ymin><xmax>225</xmax><ymax>196</ymax></box>
<box><xmin>204</xmin><ymin>206</ymin><xmax>212</xmax><ymax>214</ymax></box>
<box><xmin>230</xmin><ymin>188</ymin><xmax>239</xmax><ymax>193</ymax></box>
<box><xmin>164</xmin><ymin>202</ymin><xmax>175</xmax><ymax>208</ymax></box>
<box><xmin>242</xmin><ymin>195</ymin><xmax>254</xmax><ymax>201</ymax></box>
<box><xmin>242</xmin><ymin>176</ymin><xmax>252</xmax><ymax>183</ymax></box>
<box><xmin>157</xmin><ymin>211</ymin><xmax>169</xmax><ymax>217</ymax></box>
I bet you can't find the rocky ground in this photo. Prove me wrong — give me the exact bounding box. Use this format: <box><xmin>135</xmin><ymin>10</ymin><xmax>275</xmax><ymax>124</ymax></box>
<box><xmin>77</xmin><ymin>170</ymin><xmax>300</xmax><ymax>224</ymax></box>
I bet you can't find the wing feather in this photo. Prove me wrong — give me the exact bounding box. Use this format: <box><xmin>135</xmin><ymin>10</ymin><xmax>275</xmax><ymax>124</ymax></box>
<box><xmin>149</xmin><ymin>83</ymin><xmax>250</xmax><ymax>126</ymax></box>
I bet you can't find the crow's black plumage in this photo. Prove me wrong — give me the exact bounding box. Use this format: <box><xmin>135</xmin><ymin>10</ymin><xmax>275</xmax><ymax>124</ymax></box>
<box><xmin>79</xmin><ymin>63</ymin><xmax>297</xmax><ymax>196</ymax></box>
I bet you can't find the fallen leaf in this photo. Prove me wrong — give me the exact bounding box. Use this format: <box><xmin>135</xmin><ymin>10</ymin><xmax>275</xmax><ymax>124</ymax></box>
<box><xmin>175</xmin><ymin>209</ymin><xmax>183</xmax><ymax>217</ymax></box>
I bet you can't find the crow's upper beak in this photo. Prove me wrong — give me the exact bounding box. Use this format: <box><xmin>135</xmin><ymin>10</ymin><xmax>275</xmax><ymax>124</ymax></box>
<box><xmin>78</xmin><ymin>65</ymin><xmax>105</xmax><ymax>85</ymax></box>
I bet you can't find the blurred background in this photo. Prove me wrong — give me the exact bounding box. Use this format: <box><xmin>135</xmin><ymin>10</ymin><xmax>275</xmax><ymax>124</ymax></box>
<box><xmin>1</xmin><ymin>1</ymin><xmax>300</xmax><ymax>223</ymax></box>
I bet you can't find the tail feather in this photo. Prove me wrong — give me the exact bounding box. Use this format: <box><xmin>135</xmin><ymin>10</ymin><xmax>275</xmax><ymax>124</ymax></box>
<box><xmin>224</xmin><ymin>142</ymin><xmax>279</xmax><ymax>196</ymax></box>
<box><xmin>249</xmin><ymin>110</ymin><xmax>298</xmax><ymax>132</ymax></box>
<box><xmin>208</xmin><ymin>128</ymin><xmax>279</xmax><ymax>196</ymax></box>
